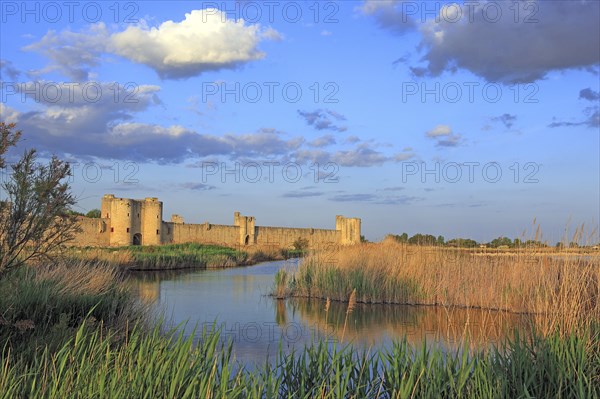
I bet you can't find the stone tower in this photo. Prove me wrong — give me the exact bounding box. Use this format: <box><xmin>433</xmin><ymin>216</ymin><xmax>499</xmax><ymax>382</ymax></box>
<box><xmin>336</xmin><ymin>215</ymin><xmax>362</xmax><ymax>245</ymax></box>
<box><xmin>101</xmin><ymin>194</ymin><xmax>163</xmax><ymax>246</ymax></box>
<box><xmin>234</xmin><ymin>211</ymin><xmax>256</xmax><ymax>245</ymax></box>
<box><xmin>101</xmin><ymin>194</ymin><xmax>134</xmax><ymax>246</ymax></box>
<box><xmin>141</xmin><ymin>197</ymin><xmax>163</xmax><ymax>246</ymax></box>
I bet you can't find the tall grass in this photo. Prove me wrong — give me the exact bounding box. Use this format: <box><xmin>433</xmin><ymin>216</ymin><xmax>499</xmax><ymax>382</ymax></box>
<box><xmin>281</xmin><ymin>242</ymin><xmax>599</xmax><ymax>336</ymax></box>
<box><xmin>0</xmin><ymin>260</ymin><xmax>143</xmax><ymax>355</ymax></box>
<box><xmin>1</xmin><ymin>321</ymin><xmax>598</xmax><ymax>398</ymax></box>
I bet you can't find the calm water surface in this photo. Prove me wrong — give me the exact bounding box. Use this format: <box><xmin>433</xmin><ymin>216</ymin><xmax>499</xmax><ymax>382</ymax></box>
<box><xmin>129</xmin><ymin>259</ymin><xmax>533</xmax><ymax>364</ymax></box>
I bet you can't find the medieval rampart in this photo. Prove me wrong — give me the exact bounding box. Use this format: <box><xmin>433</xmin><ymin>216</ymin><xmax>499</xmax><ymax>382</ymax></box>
<box><xmin>71</xmin><ymin>194</ymin><xmax>361</xmax><ymax>248</ymax></box>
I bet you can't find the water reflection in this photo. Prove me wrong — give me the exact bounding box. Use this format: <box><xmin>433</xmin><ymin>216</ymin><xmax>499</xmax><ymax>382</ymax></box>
<box><xmin>127</xmin><ymin>259</ymin><xmax>535</xmax><ymax>364</ymax></box>
<box><xmin>285</xmin><ymin>298</ymin><xmax>532</xmax><ymax>350</ymax></box>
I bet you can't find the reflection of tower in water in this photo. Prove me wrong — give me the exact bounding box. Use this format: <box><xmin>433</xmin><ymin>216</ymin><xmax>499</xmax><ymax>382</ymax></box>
<box><xmin>275</xmin><ymin>300</ymin><xmax>287</xmax><ymax>326</ymax></box>
<box><xmin>136</xmin><ymin>281</ymin><xmax>160</xmax><ymax>304</ymax></box>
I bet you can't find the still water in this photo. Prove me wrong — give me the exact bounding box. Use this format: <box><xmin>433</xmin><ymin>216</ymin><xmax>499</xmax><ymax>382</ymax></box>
<box><xmin>128</xmin><ymin>259</ymin><xmax>532</xmax><ymax>364</ymax></box>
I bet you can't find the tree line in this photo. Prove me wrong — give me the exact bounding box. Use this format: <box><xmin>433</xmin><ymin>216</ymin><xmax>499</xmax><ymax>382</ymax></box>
<box><xmin>386</xmin><ymin>233</ymin><xmax>587</xmax><ymax>249</ymax></box>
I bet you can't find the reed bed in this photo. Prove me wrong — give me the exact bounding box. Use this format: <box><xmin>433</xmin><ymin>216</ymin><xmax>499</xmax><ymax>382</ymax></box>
<box><xmin>1</xmin><ymin>321</ymin><xmax>598</xmax><ymax>398</ymax></box>
<box><xmin>277</xmin><ymin>242</ymin><xmax>599</xmax><ymax>336</ymax></box>
<box><xmin>68</xmin><ymin>243</ymin><xmax>249</xmax><ymax>270</ymax></box>
<box><xmin>68</xmin><ymin>243</ymin><xmax>302</xmax><ymax>271</ymax></box>
<box><xmin>0</xmin><ymin>259</ymin><xmax>143</xmax><ymax>355</ymax></box>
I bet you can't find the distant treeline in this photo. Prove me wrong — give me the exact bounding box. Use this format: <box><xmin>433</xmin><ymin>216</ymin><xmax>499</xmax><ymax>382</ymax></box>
<box><xmin>386</xmin><ymin>233</ymin><xmax>592</xmax><ymax>249</ymax></box>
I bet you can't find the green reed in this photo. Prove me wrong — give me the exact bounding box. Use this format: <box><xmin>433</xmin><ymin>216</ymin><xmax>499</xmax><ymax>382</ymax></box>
<box><xmin>2</xmin><ymin>320</ymin><xmax>598</xmax><ymax>398</ymax></box>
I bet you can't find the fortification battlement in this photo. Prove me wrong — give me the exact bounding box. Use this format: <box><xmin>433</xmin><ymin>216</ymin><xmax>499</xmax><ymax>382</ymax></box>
<box><xmin>73</xmin><ymin>195</ymin><xmax>361</xmax><ymax>248</ymax></box>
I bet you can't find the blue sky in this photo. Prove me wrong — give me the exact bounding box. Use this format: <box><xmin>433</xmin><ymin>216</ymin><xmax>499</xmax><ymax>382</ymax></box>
<box><xmin>1</xmin><ymin>0</ymin><xmax>598</xmax><ymax>243</ymax></box>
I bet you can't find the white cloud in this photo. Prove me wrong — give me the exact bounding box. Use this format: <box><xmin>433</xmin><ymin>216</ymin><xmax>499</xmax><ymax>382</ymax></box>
<box><xmin>425</xmin><ymin>125</ymin><xmax>452</xmax><ymax>138</ymax></box>
<box><xmin>23</xmin><ymin>24</ymin><xmax>110</xmax><ymax>81</ymax></box>
<box><xmin>24</xmin><ymin>9</ymin><xmax>279</xmax><ymax>80</ymax></box>
<box><xmin>0</xmin><ymin>103</ymin><xmax>20</xmax><ymax>124</ymax></box>
<box><xmin>109</xmin><ymin>9</ymin><xmax>272</xmax><ymax>79</ymax></box>
<box><xmin>425</xmin><ymin>124</ymin><xmax>463</xmax><ymax>147</ymax></box>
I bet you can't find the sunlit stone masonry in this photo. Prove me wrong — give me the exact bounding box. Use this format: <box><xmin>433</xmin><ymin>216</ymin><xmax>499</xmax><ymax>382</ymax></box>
<box><xmin>72</xmin><ymin>194</ymin><xmax>361</xmax><ymax>248</ymax></box>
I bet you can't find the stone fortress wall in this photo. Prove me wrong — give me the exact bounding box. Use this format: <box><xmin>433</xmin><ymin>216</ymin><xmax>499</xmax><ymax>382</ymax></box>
<box><xmin>71</xmin><ymin>194</ymin><xmax>361</xmax><ymax>248</ymax></box>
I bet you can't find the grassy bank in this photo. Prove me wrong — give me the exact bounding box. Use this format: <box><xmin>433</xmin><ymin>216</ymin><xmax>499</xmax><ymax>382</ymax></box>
<box><xmin>68</xmin><ymin>243</ymin><xmax>304</xmax><ymax>271</ymax></box>
<box><xmin>275</xmin><ymin>242</ymin><xmax>600</xmax><ymax>336</ymax></box>
<box><xmin>2</xmin><ymin>321</ymin><xmax>598</xmax><ymax>398</ymax></box>
<box><xmin>0</xmin><ymin>260</ymin><xmax>142</xmax><ymax>356</ymax></box>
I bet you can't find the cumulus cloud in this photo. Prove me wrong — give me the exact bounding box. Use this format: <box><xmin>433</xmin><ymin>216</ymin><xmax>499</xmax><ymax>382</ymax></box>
<box><xmin>23</xmin><ymin>24</ymin><xmax>110</xmax><ymax>81</ymax></box>
<box><xmin>24</xmin><ymin>9</ymin><xmax>279</xmax><ymax>80</ymax></box>
<box><xmin>420</xmin><ymin>1</ymin><xmax>600</xmax><ymax>83</ymax></box>
<box><xmin>5</xmin><ymin>84</ymin><xmax>416</xmax><ymax>167</ymax></box>
<box><xmin>359</xmin><ymin>0</ymin><xmax>416</xmax><ymax>35</ymax></box>
<box><xmin>3</xmin><ymin>83</ymin><xmax>308</xmax><ymax>163</ymax></box>
<box><xmin>361</xmin><ymin>0</ymin><xmax>600</xmax><ymax>83</ymax></box>
<box><xmin>13</xmin><ymin>81</ymin><xmax>161</xmax><ymax>110</ymax></box>
<box><xmin>109</xmin><ymin>10</ymin><xmax>277</xmax><ymax>79</ymax></box>
<box><xmin>298</xmin><ymin>109</ymin><xmax>347</xmax><ymax>132</ymax></box>
<box><xmin>491</xmin><ymin>114</ymin><xmax>517</xmax><ymax>129</ymax></box>
<box><xmin>425</xmin><ymin>124</ymin><xmax>463</xmax><ymax>147</ymax></box>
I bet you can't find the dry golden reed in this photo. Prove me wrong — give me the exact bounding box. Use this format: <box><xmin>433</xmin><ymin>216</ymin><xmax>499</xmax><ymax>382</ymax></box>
<box><xmin>291</xmin><ymin>241</ymin><xmax>599</xmax><ymax>336</ymax></box>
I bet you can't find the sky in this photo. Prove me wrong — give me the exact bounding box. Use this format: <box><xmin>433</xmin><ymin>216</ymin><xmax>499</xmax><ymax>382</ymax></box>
<box><xmin>0</xmin><ymin>0</ymin><xmax>599</xmax><ymax>243</ymax></box>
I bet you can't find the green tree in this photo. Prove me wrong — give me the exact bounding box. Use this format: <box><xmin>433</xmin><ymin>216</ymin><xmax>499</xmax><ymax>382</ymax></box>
<box><xmin>408</xmin><ymin>233</ymin><xmax>437</xmax><ymax>246</ymax></box>
<box><xmin>292</xmin><ymin>237</ymin><xmax>309</xmax><ymax>251</ymax></box>
<box><xmin>436</xmin><ymin>235</ymin><xmax>445</xmax><ymax>246</ymax></box>
<box><xmin>447</xmin><ymin>238</ymin><xmax>478</xmax><ymax>248</ymax></box>
<box><xmin>393</xmin><ymin>233</ymin><xmax>408</xmax><ymax>243</ymax></box>
<box><xmin>489</xmin><ymin>236</ymin><xmax>513</xmax><ymax>248</ymax></box>
<box><xmin>0</xmin><ymin>122</ymin><xmax>78</xmax><ymax>277</ymax></box>
<box><xmin>86</xmin><ymin>209</ymin><xmax>101</xmax><ymax>218</ymax></box>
